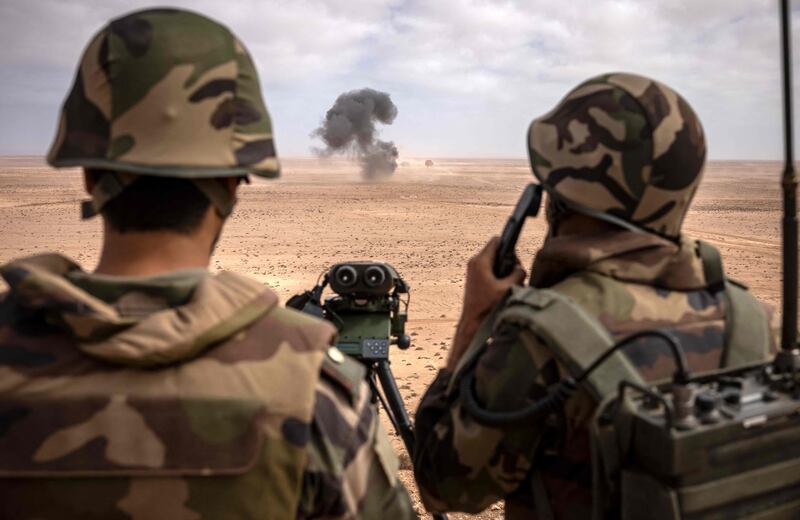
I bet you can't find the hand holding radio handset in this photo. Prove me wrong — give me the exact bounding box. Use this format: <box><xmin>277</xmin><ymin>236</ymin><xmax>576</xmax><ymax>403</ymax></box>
<box><xmin>446</xmin><ymin>184</ymin><xmax>541</xmax><ymax>371</ymax></box>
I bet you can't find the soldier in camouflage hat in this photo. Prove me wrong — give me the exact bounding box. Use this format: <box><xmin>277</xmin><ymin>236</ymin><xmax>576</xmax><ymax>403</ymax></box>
<box><xmin>529</xmin><ymin>72</ymin><xmax>706</xmax><ymax>239</ymax></box>
<box><xmin>413</xmin><ymin>73</ymin><xmax>777</xmax><ymax>518</ymax></box>
<box><xmin>0</xmin><ymin>8</ymin><xmax>412</xmax><ymax>519</ymax></box>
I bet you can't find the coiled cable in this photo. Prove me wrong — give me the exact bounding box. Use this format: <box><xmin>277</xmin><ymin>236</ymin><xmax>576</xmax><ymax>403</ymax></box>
<box><xmin>459</xmin><ymin>329</ymin><xmax>688</xmax><ymax>426</ymax></box>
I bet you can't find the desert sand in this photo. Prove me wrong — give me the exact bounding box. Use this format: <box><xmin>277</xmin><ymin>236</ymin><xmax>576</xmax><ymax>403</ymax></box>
<box><xmin>0</xmin><ymin>156</ymin><xmax>787</xmax><ymax>518</ymax></box>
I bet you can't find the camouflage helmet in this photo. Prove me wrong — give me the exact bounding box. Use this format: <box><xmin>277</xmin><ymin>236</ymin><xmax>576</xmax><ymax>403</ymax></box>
<box><xmin>528</xmin><ymin>73</ymin><xmax>706</xmax><ymax>238</ymax></box>
<box><xmin>47</xmin><ymin>8</ymin><xmax>279</xmax><ymax>218</ymax></box>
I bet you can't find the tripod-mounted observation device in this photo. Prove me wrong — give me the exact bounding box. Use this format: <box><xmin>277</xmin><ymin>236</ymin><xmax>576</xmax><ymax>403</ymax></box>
<box><xmin>288</xmin><ymin>263</ymin><xmax>448</xmax><ymax>519</ymax></box>
<box><xmin>287</xmin><ymin>263</ymin><xmax>418</xmax><ymax>464</ymax></box>
<box><xmin>288</xmin><ymin>262</ymin><xmax>412</xmax><ymax>359</ymax></box>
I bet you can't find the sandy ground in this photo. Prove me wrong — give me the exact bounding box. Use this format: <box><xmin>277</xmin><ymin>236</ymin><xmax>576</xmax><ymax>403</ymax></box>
<box><xmin>0</xmin><ymin>156</ymin><xmax>788</xmax><ymax>518</ymax></box>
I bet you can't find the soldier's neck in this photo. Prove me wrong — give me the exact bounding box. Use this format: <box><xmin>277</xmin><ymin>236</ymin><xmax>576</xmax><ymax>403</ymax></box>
<box><xmin>94</xmin><ymin>229</ymin><xmax>214</xmax><ymax>277</ymax></box>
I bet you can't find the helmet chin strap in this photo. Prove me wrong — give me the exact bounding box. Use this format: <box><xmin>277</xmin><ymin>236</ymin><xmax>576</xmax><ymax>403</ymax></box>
<box><xmin>191</xmin><ymin>178</ymin><xmax>237</xmax><ymax>218</ymax></box>
<box><xmin>82</xmin><ymin>172</ymin><xmax>238</xmax><ymax>220</ymax></box>
<box><xmin>81</xmin><ymin>171</ymin><xmax>138</xmax><ymax>219</ymax></box>
<box><xmin>544</xmin><ymin>196</ymin><xmax>569</xmax><ymax>238</ymax></box>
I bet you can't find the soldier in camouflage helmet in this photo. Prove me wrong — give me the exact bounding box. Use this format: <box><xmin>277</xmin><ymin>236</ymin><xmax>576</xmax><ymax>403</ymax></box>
<box><xmin>529</xmin><ymin>72</ymin><xmax>706</xmax><ymax>239</ymax></box>
<box><xmin>0</xmin><ymin>8</ymin><xmax>412</xmax><ymax>519</ymax></box>
<box><xmin>413</xmin><ymin>73</ymin><xmax>777</xmax><ymax>518</ymax></box>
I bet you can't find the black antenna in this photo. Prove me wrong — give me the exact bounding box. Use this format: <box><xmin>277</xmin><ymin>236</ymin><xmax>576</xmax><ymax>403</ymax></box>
<box><xmin>777</xmin><ymin>0</ymin><xmax>800</xmax><ymax>369</ymax></box>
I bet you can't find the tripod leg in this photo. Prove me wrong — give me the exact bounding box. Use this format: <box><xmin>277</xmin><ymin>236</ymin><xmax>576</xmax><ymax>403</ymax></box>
<box><xmin>374</xmin><ymin>360</ymin><xmax>449</xmax><ymax>520</ymax></box>
<box><xmin>374</xmin><ymin>360</ymin><xmax>416</xmax><ymax>464</ymax></box>
<box><xmin>368</xmin><ymin>368</ymin><xmax>401</xmax><ymax>433</ymax></box>
<box><xmin>367</xmin><ymin>370</ymin><xmax>381</xmax><ymax>406</ymax></box>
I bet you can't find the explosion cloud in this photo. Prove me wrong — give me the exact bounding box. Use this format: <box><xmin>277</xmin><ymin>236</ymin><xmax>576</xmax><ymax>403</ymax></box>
<box><xmin>313</xmin><ymin>88</ymin><xmax>399</xmax><ymax>178</ymax></box>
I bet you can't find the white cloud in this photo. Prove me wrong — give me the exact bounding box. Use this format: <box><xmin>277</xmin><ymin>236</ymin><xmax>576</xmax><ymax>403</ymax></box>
<box><xmin>0</xmin><ymin>0</ymin><xmax>796</xmax><ymax>158</ymax></box>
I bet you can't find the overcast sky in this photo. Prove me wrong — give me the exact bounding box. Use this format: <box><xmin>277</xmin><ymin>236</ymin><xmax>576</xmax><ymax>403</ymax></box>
<box><xmin>0</xmin><ymin>0</ymin><xmax>797</xmax><ymax>159</ymax></box>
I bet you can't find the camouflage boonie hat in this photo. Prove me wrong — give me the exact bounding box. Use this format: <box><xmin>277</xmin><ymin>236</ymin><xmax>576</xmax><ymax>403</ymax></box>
<box><xmin>528</xmin><ymin>72</ymin><xmax>706</xmax><ymax>238</ymax></box>
<box><xmin>47</xmin><ymin>8</ymin><xmax>279</xmax><ymax>179</ymax></box>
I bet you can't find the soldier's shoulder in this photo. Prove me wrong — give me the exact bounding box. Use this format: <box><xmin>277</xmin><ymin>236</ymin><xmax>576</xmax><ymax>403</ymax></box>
<box><xmin>268</xmin><ymin>303</ymin><xmax>334</xmax><ymax>329</ymax></box>
<box><xmin>260</xmin><ymin>304</ymin><xmax>337</xmax><ymax>349</ymax></box>
<box><xmin>303</xmin><ymin>351</ymin><xmax>413</xmax><ymax>518</ymax></box>
<box><xmin>550</xmin><ymin>271</ymin><xmax>640</xmax><ymax>319</ymax></box>
<box><xmin>316</xmin><ymin>349</ymin><xmax>366</xmax><ymax>405</ymax></box>
<box><xmin>552</xmin><ymin>270</ymin><xmax>620</xmax><ymax>299</ymax></box>
<box><xmin>212</xmin><ymin>272</ymin><xmax>327</xmax><ymax>334</ymax></box>
<box><xmin>0</xmin><ymin>289</ymin><xmax>28</xmax><ymax>330</ymax></box>
<box><xmin>307</xmin><ymin>352</ymin><xmax>372</xmax><ymax>471</ymax></box>
<box><xmin>495</xmin><ymin>275</ymin><xmax>620</xmax><ymax>324</ymax></box>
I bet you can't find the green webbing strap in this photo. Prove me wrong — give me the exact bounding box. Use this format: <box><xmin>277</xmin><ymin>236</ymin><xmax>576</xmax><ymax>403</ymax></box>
<box><xmin>722</xmin><ymin>281</ymin><xmax>770</xmax><ymax>367</ymax></box>
<box><xmin>447</xmin><ymin>303</ymin><xmax>504</xmax><ymax>395</ymax></box>
<box><xmin>697</xmin><ymin>240</ymin><xmax>725</xmax><ymax>293</ymax></box>
<box><xmin>492</xmin><ymin>286</ymin><xmax>644</xmax><ymax>402</ymax></box>
<box><xmin>448</xmin><ymin>287</ymin><xmax>644</xmax><ymax>518</ymax></box>
<box><xmin>192</xmin><ymin>178</ymin><xmax>237</xmax><ymax>218</ymax></box>
<box><xmin>82</xmin><ymin>171</ymin><xmax>138</xmax><ymax>219</ymax></box>
<box><xmin>696</xmin><ymin>240</ymin><xmax>770</xmax><ymax>368</ymax></box>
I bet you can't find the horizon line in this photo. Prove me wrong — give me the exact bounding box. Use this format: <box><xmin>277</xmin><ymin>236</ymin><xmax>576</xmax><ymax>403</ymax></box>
<box><xmin>0</xmin><ymin>154</ymin><xmax>786</xmax><ymax>163</ymax></box>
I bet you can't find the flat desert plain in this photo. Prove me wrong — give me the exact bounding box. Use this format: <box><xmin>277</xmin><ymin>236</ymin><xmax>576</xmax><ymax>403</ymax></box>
<box><xmin>0</xmin><ymin>156</ymin><xmax>787</xmax><ymax>518</ymax></box>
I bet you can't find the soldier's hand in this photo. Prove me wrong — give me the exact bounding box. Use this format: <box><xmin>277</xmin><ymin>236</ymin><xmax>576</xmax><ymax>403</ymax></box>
<box><xmin>462</xmin><ymin>237</ymin><xmax>526</xmax><ymax>322</ymax></box>
<box><xmin>447</xmin><ymin>237</ymin><xmax>526</xmax><ymax>371</ymax></box>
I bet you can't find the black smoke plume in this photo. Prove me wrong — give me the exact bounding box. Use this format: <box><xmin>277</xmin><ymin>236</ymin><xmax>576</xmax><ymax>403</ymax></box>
<box><xmin>313</xmin><ymin>88</ymin><xmax>399</xmax><ymax>178</ymax></box>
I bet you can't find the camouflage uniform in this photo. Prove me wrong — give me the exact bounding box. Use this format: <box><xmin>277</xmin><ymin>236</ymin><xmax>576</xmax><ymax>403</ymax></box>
<box><xmin>413</xmin><ymin>74</ymin><xmax>777</xmax><ymax>519</ymax></box>
<box><xmin>0</xmin><ymin>9</ymin><xmax>412</xmax><ymax>519</ymax></box>
<box><xmin>0</xmin><ymin>255</ymin><xmax>411</xmax><ymax>518</ymax></box>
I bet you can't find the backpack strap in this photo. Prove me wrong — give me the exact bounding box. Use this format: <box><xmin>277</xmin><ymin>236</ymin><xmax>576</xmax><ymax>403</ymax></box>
<box><xmin>449</xmin><ymin>286</ymin><xmax>644</xmax><ymax>519</ymax></box>
<box><xmin>696</xmin><ymin>240</ymin><xmax>770</xmax><ymax>368</ymax></box>
<box><xmin>721</xmin><ymin>281</ymin><xmax>770</xmax><ymax>367</ymax></box>
<box><xmin>494</xmin><ymin>286</ymin><xmax>645</xmax><ymax>401</ymax></box>
<box><xmin>697</xmin><ymin>240</ymin><xmax>725</xmax><ymax>292</ymax></box>
<box><xmin>448</xmin><ymin>304</ymin><xmax>504</xmax><ymax>394</ymax></box>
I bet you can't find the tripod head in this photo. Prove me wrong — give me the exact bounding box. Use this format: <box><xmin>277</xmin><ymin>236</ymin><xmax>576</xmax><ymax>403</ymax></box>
<box><xmin>287</xmin><ymin>261</ymin><xmax>412</xmax><ymax>361</ymax></box>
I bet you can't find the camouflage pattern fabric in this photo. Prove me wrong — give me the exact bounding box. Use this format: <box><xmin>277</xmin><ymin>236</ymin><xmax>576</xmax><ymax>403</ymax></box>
<box><xmin>413</xmin><ymin>230</ymin><xmax>778</xmax><ymax>519</ymax></box>
<box><xmin>528</xmin><ymin>73</ymin><xmax>706</xmax><ymax>238</ymax></box>
<box><xmin>47</xmin><ymin>8</ymin><xmax>280</xmax><ymax>178</ymax></box>
<box><xmin>0</xmin><ymin>254</ymin><xmax>412</xmax><ymax>519</ymax></box>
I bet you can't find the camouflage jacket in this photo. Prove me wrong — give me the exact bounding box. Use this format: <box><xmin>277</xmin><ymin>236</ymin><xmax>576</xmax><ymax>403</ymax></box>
<box><xmin>413</xmin><ymin>230</ymin><xmax>777</xmax><ymax>519</ymax></box>
<box><xmin>0</xmin><ymin>254</ymin><xmax>412</xmax><ymax>519</ymax></box>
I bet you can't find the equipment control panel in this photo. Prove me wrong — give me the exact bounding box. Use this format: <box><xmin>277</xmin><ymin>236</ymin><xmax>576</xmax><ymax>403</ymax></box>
<box><xmin>361</xmin><ymin>338</ymin><xmax>390</xmax><ymax>359</ymax></box>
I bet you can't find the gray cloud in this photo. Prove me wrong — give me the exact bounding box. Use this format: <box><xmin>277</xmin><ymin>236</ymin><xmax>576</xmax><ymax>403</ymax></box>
<box><xmin>313</xmin><ymin>88</ymin><xmax>399</xmax><ymax>178</ymax></box>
